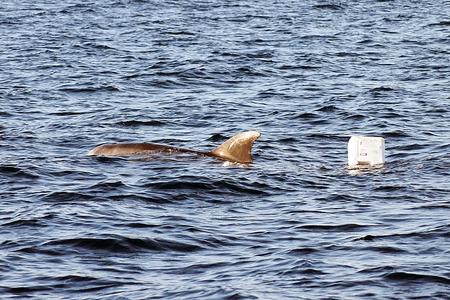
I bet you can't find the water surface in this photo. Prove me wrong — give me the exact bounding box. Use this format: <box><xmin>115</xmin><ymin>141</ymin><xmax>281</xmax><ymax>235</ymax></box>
<box><xmin>1</xmin><ymin>1</ymin><xmax>450</xmax><ymax>299</ymax></box>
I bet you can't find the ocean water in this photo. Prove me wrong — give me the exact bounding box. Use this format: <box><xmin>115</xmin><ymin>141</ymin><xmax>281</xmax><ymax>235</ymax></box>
<box><xmin>1</xmin><ymin>1</ymin><xmax>449</xmax><ymax>299</ymax></box>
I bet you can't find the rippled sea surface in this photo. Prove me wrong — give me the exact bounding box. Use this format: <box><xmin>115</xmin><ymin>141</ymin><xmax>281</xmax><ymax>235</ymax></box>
<box><xmin>1</xmin><ymin>1</ymin><xmax>450</xmax><ymax>299</ymax></box>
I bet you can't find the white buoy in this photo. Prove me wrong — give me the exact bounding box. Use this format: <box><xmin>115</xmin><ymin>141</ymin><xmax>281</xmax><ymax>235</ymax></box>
<box><xmin>348</xmin><ymin>136</ymin><xmax>385</xmax><ymax>169</ymax></box>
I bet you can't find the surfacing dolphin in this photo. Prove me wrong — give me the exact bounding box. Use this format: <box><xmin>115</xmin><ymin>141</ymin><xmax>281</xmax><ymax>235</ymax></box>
<box><xmin>88</xmin><ymin>131</ymin><xmax>261</xmax><ymax>164</ymax></box>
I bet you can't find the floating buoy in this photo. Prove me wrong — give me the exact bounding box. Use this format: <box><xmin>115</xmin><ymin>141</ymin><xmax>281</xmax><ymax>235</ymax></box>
<box><xmin>348</xmin><ymin>136</ymin><xmax>385</xmax><ymax>169</ymax></box>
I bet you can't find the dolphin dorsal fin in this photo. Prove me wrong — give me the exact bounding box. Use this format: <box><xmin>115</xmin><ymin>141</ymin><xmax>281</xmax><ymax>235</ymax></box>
<box><xmin>210</xmin><ymin>131</ymin><xmax>261</xmax><ymax>164</ymax></box>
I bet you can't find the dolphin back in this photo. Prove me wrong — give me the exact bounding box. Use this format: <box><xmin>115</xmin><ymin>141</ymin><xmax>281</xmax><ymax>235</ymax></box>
<box><xmin>210</xmin><ymin>131</ymin><xmax>261</xmax><ymax>164</ymax></box>
<box><xmin>88</xmin><ymin>143</ymin><xmax>179</xmax><ymax>156</ymax></box>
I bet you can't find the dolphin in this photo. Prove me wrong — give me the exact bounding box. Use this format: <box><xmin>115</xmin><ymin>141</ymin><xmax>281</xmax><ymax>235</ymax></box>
<box><xmin>88</xmin><ymin>131</ymin><xmax>261</xmax><ymax>164</ymax></box>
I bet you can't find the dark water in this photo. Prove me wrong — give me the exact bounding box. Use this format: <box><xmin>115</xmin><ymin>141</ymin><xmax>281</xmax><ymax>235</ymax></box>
<box><xmin>1</xmin><ymin>0</ymin><xmax>450</xmax><ymax>299</ymax></box>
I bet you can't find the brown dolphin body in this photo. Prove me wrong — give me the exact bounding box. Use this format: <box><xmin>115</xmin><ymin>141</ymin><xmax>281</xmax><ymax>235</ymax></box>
<box><xmin>88</xmin><ymin>131</ymin><xmax>261</xmax><ymax>164</ymax></box>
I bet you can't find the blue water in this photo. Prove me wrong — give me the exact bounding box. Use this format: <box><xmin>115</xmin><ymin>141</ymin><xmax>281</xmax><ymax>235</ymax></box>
<box><xmin>1</xmin><ymin>1</ymin><xmax>450</xmax><ymax>299</ymax></box>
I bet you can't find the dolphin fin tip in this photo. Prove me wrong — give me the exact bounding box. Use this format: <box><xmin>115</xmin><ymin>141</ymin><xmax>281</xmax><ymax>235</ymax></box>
<box><xmin>211</xmin><ymin>130</ymin><xmax>261</xmax><ymax>164</ymax></box>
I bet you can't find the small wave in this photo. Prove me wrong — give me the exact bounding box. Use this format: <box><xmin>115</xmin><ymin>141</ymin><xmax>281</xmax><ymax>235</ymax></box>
<box><xmin>216</xmin><ymin>180</ymin><xmax>275</xmax><ymax>195</ymax></box>
<box><xmin>50</xmin><ymin>111</ymin><xmax>85</xmax><ymax>116</ymax></box>
<box><xmin>234</xmin><ymin>66</ymin><xmax>271</xmax><ymax>77</ymax></box>
<box><xmin>153</xmin><ymin>68</ymin><xmax>209</xmax><ymax>79</ymax></box>
<box><xmin>373</xmin><ymin>185</ymin><xmax>406</xmax><ymax>192</ymax></box>
<box><xmin>383</xmin><ymin>130</ymin><xmax>410</xmax><ymax>138</ymax></box>
<box><xmin>0</xmin><ymin>165</ymin><xmax>39</xmax><ymax>179</ymax></box>
<box><xmin>300</xmin><ymin>34</ymin><xmax>339</xmax><ymax>40</ymax></box>
<box><xmin>354</xmin><ymin>225</ymin><xmax>450</xmax><ymax>241</ymax></box>
<box><xmin>114</xmin><ymin>120</ymin><xmax>166</xmax><ymax>127</ymax></box>
<box><xmin>122</xmin><ymin>73</ymin><xmax>147</xmax><ymax>80</ymax></box>
<box><xmin>124</xmin><ymin>222</ymin><xmax>160</xmax><ymax>228</ymax></box>
<box><xmin>212</xmin><ymin>50</ymin><xmax>241</xmax><ymax>58</ymax></box>
<box><xmin>243</xmin><ymin>50</ymin><xmax>274</xmax><ymax>59</ymax></box>
<box><xmin>58</xmin><ymin>84</ymin><xmax>120</xmax><ymax>93</ymax></box>
<box><xmin>2</xmin><ymin>219</ymin><xmax>42</xmax><ymax>227</ymax></box>
<box><xmin>59</xmin><ymin>3</ymin><xmax>94</xmax><ymax>14</ymax></box>
<box><xmin>109</xmin><ymin>194</ymin><xmax>174</xmax><ymax>204</ymax></box>
<box><xmin>316</xmin><ymin>105</ymin><xmax>339</xmax><ymax>112</ymax></box>
<box><xmin>58</xmin><ymin>275</ymin><xmax>139</xmax><ymax>293</ymax></box>
<box><xmin>385</xmin><ymin>272</ymin><xmax>450</xmax><ymax>285</ymax></box>
<box><xmin>287</xmin><ymin>247</ymin><xmax>319</xmax><ymax>255</ymax></box>
<box><xmin>279</xmin><ymin>64</ymin><xmax>320</xmax><ymax>70</ymax></box>
<box><xmin>426</xmin><ymin>21</ymin><xmax>450</xmax><ymax>27</ymax></box>
<box><xmin>363</xmin><ymin>246</ymin><xmax>409</xmax><ymax>254</ymax></box>
<box><xmin>357</xmin><ymin>39</ymin><xmax>374</xmax><ymax>44</ymax></box>
<box><xmin>335</xmin><ymin>52</ymin><xmax>360</xmax><ymax>57</ymax></box>
<box><xmin>294</xmin><ymin>112</ymin><xmax>319</xmax><ymax>119</ymax></box>
<box><xmin>41</xmin><ymin>191</ymin><xmax>101</xmax><ymax>202</ymax></box>
<box><xmin>39</xmin><ymin>63</ymin><xmax>67</xmax><ymax>70</ymax></box>
<box><xmin>425</xmin><ymin>107</ymin><xmax>449</xmax><ymax>114</ymax></box>
<box><xmin>306</xmin><ymin>133</ymin><xmax>348</xmax><ymax>141</ymax></box>
<box><xmin>70</xmin><ymin>282</ymin><xmax>126</xmax><ymax>293</ymax></box>
<box><xmin>313</xmin><ymin>4</ymin><xmax>344</xmax><ymax>10</ymax></box>
<box><xmin>297</xmin><ymin>223</ymin><xmax>370</xmax><ymax>232</ymax></box>
<box><xmin>2</xmin><ymin>286</ymin><xmax>53</xmax><ymax>294</ymax></box>
<box><xmin>278</xmin><ymin>266</ymin><xmax>326</xmax><ymax>277</ymax></box>
<box><xmin>369</xmin><ymin>86</ymin><xmax>395</xmax><ymax>93</ymax></box>
<box><xmin>410</xmin><ymin>203</ymin><xmax>450</xmax><ymax>210</ymax></box>
<box><xmin>257</xmin><ymin>89</ymin><xmax>286</xmax><ymax>98</ymax></box>
<box><xmin>88</xmin><ymin>180</ymin><xmax>127</xmax><ymax>189</ymax></box>
<box><xmin>150</xmin><ymin>180</ymin><xmax>214</xmax><ymax>191</ymax></box>
<box><xmin>353</xmin><ymin>234</ymin><xmax>377</xmax><ymax>241</ymax></box>
<box><xmin>180</xmin><ymin>261</ymin><xmax>229</xmax><ymax>275</ymax></box>
<box><xmin>147</xmin><ymin>178</ymin><xmax>271</xmax><ymax>196</ymax></box>
<box><xmin>54</xmin><ymin>275</ymin><xmax>99</xmax><ymax>282</ymax></box>
<box><xmin>151</xmin><ymin>78</ymin><xmax>186</xmax><ymax>88</ymax></box>
<box><xmin>82</xmin><ymin>42</ymin><xmax>115</xmax><ymax>50</ymax></box>
<box><xmin>390</xmin><ymin>143</ymin><xmax>429</xmax><ymax>151</ymax></box>
<box><xmin>17</xmin><ymin>246</ymin><xmax>64</xmax><ymax>256</ymax></box>
<box><xmin>344</xmin><ymin>113</ymin><xmax>366</xmax><ymax>121</ymax></box>
<box><xmin>358</xmin><ymin>266</ymin><xmax>395</xmax><ymax>274</ymax></box>
<box><xmin>1</xmin><ymin>274</ymin><xmax>130</xmax><ymax>295</ymax></box>
<box><xmin>207</xmin><ymin>133</ymin><xmax>227</xmax><ymax>142</ymax></box>
<box><xmin>49</xmin><ymin>110</ymin><xmax>104</xmax><ymax>116</ymax></box>
<box><xmin>277</xmin><ymin>137</ymin><xmax>298</xmax><ymax>143</ymax></box>
<box><xmin>164</xmin><ymin>30</ymin><xmax>196</xmax><ymax>36</ymax></box>
<box><xmin>43</xmin><ymin>236</ymin><xmax>203</xmax><ymax>253</ymax></box>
